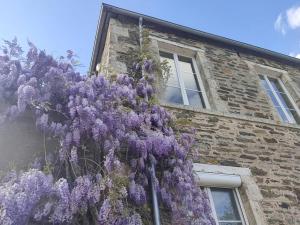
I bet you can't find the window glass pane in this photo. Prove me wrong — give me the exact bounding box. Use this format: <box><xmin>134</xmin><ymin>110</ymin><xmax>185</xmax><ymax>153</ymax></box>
<box><xmin>159</xmin><ymin>52</ymin><xmax>209</xmax><ymax>108</ymax></box>
<box><xmin>182</xmin><ymin>72</ymin><xmax>201</xmax><ymax>90</ymax></box>
<box><xmin>266</xmin><ymin>90</ymin><xmax>280</xmax><ymax>107</ymax></box>
<box><xmin>260</xmin><ymin>76</ymin><xmax>299</xmax><ymax>124</ymax></box>
<box><xmin>178</xmin><ymin>56</ymin><xmax>194</xmax><ymax>73</ymax></box>
<box><xmin>161</xmin><ymin>86</ymin><xmax>183</xmax><ymax>104</ymax></box>
<box><xmin>290</xmin><ymin>110</ymin><xmax>300</xmax><ymax>123</ymax></box>
<box><xmin>269</xmin><ymin>78</ymin><xmax>284</xmax><ymax>94</ymax></box>
<box><xmin>166</xmin><ymin>73</ymin><xmax>180</xmax><ymax>87</ymax></box>
<box><xmin>159</xmin><ymin>52</ymin><xmax>179</xmax><ymax>86</ymax></box>
<box><xmin>211</xmin><ymin>188</ymin><xmax>241</xmax><ymax>221</ymax></box>
<box><xmin>284</xmin><ymin>108</ymin><xmax>296</xmax><ymax>123</ymax></box>
<box><xmin>186</xmin><ymin>90</ymin><xmax>205</xmax><ymax>107</ymax></box>
<box><xmin>178</xmin><ymin>56</ymin><xmax>201</xmax><ymax>91</ymax></box>
<box><xmin>159</xmin><ymin>52</ymin><xmax>176</xmax><ymax>73</ymax></box>
<box><xmin>274</xmin><ymin>106</ymin><xmax>289</xmax><ymax>123</ymax></box>
<box><xmin>269</xmin><ymin>78</ymin><xmax>296</xmax><ymax>119</ymax></box>
<box><xmin>276</xmin><ymin>92</ymin><xmax>294</xmax><ymax>110</ymax></box>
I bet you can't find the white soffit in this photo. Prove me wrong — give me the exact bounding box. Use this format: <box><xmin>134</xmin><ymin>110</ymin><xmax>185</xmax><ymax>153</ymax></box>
<box><xmin>196</xmin><ymin>171</ymin><xmax>242</xmax><ymax>188</ymax></box>
<box><xmin>193</xmin><ymin>163</ymin><xmax>250</xmax><ymax>188</ymax></box>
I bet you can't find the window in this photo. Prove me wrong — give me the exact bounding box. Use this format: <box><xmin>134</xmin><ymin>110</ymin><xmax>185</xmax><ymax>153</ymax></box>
<box><xmin>260</xmin><ymin>75</ymin><xmax>300</xmax><ymax>124</ymax></box>
<box><xmin>205</xmin><ymin>187</ymin><xmax>247</xmax><ymax>225</ymax></box>
<box><xmin>159</xmin><ymin>51</ymin><xmax>208</xmax><ymax>108</ymax></box>
<box><xmin>194</xmin><ymin>164</ymin><xmax>251</xmax><ymax>225</ymax></box>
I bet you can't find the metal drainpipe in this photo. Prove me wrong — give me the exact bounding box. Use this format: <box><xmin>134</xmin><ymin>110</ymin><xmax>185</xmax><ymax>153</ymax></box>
<box><xmin>139</xmin><ymin>17</ymin><xmax>143</xmax><ymax>54</ymax></box>
<box><xmin>138</xmin><ymin>16</ymin><xmax>161</xmax><ymax>225</ymax></box>
<box><xmin>150</xmin><ymin>163</ymin><xmax>161</xmax><ymax>225</ymax></box>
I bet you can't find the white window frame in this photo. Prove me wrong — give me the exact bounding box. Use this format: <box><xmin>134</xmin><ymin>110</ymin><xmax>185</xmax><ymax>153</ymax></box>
<box><xmin>153</xmin><ymin>36</ymin><xmax>210</xmax><ymax>109</ymax></box>
<box><xmin>193</xmin><ymin>164</ymin><xmax>259</xmax><ymax>225</ymax></box>
<box><xmin>245</xmin><ymin>60</ymin><xmax>300</xmax><ymax>124</ymax></box>
<box><xmin>205</xmin><ymin>187</ymin><xmax>248</xmax><ymax>225</ymax></box>
<box><xmin>159</xmin><ymin>50</ymin><xmax>210</xmax><ymax>108</ymax></box>
<box><xmin>261</xmin><ymin>75</ymin><xmax>300</xmax><ymax>124</ymax></box>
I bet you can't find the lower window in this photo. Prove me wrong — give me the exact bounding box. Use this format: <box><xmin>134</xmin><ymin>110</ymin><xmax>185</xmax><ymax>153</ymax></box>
<box><xmin>204</xmin><ymin>187</ymin><xmax>247</xmax><ymax>225</ymax></box>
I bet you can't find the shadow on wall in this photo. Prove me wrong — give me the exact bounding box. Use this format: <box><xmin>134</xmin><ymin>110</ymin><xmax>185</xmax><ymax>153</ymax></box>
<box><xmin>0</xmin><ymin>110</ymin><xmax>48</xmax><ymax>170</ymax></box>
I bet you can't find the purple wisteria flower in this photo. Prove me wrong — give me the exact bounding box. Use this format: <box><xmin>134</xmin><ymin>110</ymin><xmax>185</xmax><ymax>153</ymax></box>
<box><xmin>0</xmin><ymin>39</ymin><xmax>216</xmax><ymax>225</ymax></box>
<box><xmin>129</xmin><ymin>181</ymin><xmax>146</xmax><ymax>205</ymax></box>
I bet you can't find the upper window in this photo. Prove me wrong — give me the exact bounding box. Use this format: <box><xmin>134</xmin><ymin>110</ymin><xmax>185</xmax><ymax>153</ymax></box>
<box><xmin>159</xmin><ymin>51</ymin><xmax>208</xmax><ymax>108</ymax></box>
<box><xmin>205</xmin><ymin>187</ymin><xmax>247</xmax><ymax>225</ymax></box>
<box><xmin>260</xmin><ymin>75</ymin><xmax>300</xmax><ymax>124</ymax></box>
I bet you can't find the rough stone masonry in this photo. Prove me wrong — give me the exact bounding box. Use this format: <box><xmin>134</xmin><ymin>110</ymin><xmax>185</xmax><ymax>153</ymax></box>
<box><xmin>96</xmin><ymin>13</ymin><xmax>300</xmax><ymax>225</ymax></box>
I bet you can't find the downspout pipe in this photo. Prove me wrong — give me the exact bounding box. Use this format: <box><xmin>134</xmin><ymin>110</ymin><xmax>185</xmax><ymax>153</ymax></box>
<box><xmin>150</xmin><ymin>163</ymin><xmax>161</xmax><ymax>225</ymax></box>
<box><xmin>139</xmin><ymin>17</ymin><xmax>143</xmax><ymax>53</ymax></box>
<box><xmin>139</xmin><ymin>16</ymin><xmax>161</xmax><ymax>225</ymax></box>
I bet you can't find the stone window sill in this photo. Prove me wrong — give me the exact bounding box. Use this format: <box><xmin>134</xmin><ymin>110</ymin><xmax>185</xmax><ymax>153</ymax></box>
<box><xmin>160</xmin><ymin>102</ymin><xmax>300</xmax><ymax>130</ymax></box>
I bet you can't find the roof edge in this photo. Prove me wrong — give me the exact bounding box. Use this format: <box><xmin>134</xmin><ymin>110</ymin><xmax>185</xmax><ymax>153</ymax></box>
<box><xmin>89</xmin><ymin>3</ymin><xmax>300</xmax><ymax>72</ymax></box>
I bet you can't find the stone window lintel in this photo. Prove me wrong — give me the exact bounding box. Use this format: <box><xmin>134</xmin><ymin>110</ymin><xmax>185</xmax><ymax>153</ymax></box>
<box><xmin>193</xmin><ymin>163</ymin><xmax>267</xmax><ymax>225</ymax></box>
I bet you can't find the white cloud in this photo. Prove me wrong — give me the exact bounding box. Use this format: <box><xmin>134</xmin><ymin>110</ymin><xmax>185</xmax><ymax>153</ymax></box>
<box><xmin>289</xmin><ymin>52</ymin><xmax>300</xmax><ymax>59</ymax></box>
<box><xmin>286</xmin><ymin>6</ymin><xmax>300</xmax><ymax>29</ymax></box>
<box><xmin>274</xmin><ymin>5</ymin><xmax>300</xmax><ymax>34</ymax></box>
<box><xmin>275</xmin><ymin>6</ymin><xmax>300</xmax><ymax>58</ymax></box>
<box><xmin>274</xmin><ymin>13</ymin><xmax>286</xmax><ymax>35</ymax></box>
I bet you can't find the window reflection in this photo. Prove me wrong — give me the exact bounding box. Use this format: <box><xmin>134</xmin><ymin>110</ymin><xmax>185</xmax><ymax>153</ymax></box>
<box><xmin>178</xmin><ymin>56</ymin><xmax>194</xmax><ymax>73</ymax></box>
<box><xmin>211</xmin><ymin>188</ymin><xmax>241</xmax><ymax>221</ymax></box>
<box><xmin>161</xmin><ymin>86</ymin><xmax>183</xmax><ymax>104</ymax></box>
<box><xmin>159</xmin><ymin>51</ymin><xmax>206</xmax><ymax>107</ymax></box>
<box><xmin>182</xmin><ymin>72</ymin><xmax>200</xmax><ymax>90</ymax></box>
<box><xmin>160</xmin><ymin>52</ymin><xmax>177</xmax><ymax>75</ymax></box>
<box><xmin>266</xmin><ymin>90</ymin><xmax>280</xmax><ymax>107</ymax></box>
<box><xmin>260</xmin><ymin>75</ymin><xmax>300</xmax><ymax>124</ymax></box>
<box><xmin>186</xmin><ymin>90</ymin><xmax>204</xmax><ymax>107</ymax></box>
<box><xmin>274</xmin><ymin>107</ymin><xmax>289</xmax><ymax>122</ymax></box>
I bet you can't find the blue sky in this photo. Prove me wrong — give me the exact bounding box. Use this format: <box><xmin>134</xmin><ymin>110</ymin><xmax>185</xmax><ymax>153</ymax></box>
<box><xmin>1</xmin><ymin>0</ymin><xmax>300</xmax><ymax>74</ymax></box>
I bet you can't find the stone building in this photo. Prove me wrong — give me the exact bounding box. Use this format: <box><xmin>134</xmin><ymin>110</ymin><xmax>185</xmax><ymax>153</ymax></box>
<box><xmin>90</xmin><ymin>4</ymin><xmax>300</xmax><ymax>225</ymax></box>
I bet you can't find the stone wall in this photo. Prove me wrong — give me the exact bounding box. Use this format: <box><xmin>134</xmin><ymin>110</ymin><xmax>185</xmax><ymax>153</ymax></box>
<box><xmin>101</xmin><ymin>15</ymin><xmax>300</xmax><ymax>118</ymax></box>
<box><xmin>146</xmin><ymin>29</ymin><xmax>300</xmax><ymax>122</ymax></box>
<box><xmin>97</xmin><ymin>15</ymin><xmax>300</xmax><ymax>225</ymax></box>
<box><xmin>169</xmin><ymin>105</ymin><xmax>300</xmax><ymax>225</ymax></box>
<box><xmin>100</xmin><ymin>15</ymin><xmax>140</xmax><ymax>75</ymax></box>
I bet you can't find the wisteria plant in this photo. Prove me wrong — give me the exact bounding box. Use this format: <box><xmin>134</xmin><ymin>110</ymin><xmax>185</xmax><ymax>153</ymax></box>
<box><xmin>0</xmin><ymin>38</ymin><xmax>215</xmax><ymax>225</ymax></box>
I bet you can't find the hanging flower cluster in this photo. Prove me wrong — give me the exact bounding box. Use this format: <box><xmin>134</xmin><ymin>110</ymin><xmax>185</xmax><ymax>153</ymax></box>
<box><xmin>0</xmin><ymin>39</ymin><xmax>215</xmax><ymax>225</ymax></box>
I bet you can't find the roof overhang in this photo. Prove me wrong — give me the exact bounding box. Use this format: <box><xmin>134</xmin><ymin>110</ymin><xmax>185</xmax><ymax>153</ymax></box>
<box><xmin>89</xmin><ymin>3</ymin><xmax>300</xmax><ymax>72</ymax></box>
